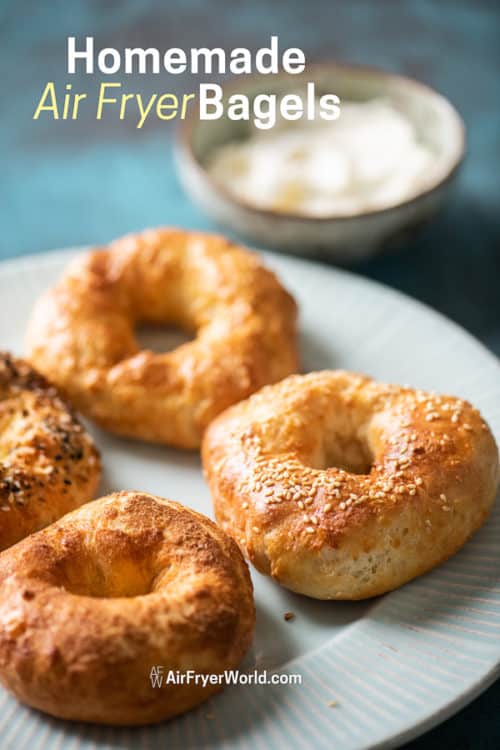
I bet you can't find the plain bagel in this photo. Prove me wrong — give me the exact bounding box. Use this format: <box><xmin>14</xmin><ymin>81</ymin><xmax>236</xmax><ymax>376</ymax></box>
<box><xmin>202</xmin><ymin>370</ymin><xmax>499</xmax><ymax>600</ymax></box>
<box><xmin>26</xmin><ymin>228</ymin><xmax>298</xmax><ymax>448</ymax></box>
<box><xmin>0</xmin><ymin>491</ymin><xmax>255</xmax><ymax>725</ymax></box>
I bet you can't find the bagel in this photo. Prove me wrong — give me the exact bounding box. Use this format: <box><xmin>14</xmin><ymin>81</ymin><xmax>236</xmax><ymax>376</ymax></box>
<box><xmin>26</xmin><ymin>228</ymin><xmax>298</xmax><ymax>448</ymax></box>
<box><xmin>202</xmin><ymin>371</ymin><xmax>499</xmax><ymax>600</ymax></box>
<box><xmin>0</xmin><ymin>352</ymin><xmax>100</xmax><ymax>551</ymax></box>
<box><xmin>0</xmin><ymin>491</ymin><xmax>255</xmax><ymax>725</ymax></box>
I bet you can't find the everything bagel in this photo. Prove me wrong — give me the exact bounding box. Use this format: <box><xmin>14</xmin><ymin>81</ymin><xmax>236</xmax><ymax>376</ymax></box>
<box><xmin>0</xmin><ymin>491</ymin><xmax>255</xmax><ymax>725</ymax></box>
<box><xmin>202</xmin><ymin>371</ymin><xmax>499</xmax><ymax>600</ymax></box>
<box><xmin>26</xmin><ymin>228</ymin><xmax>298</xmax><ymax>448</ymax></box>
<box><xmin>0</xmin><ymin>352</ymin><xmax>100</xmax><ymax>550</ymax></box>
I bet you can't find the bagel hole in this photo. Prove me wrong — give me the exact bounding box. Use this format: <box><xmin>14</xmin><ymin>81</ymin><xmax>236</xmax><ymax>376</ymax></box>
<box><xmin>54</xmin><ymin>543</ymin><xmax>158</xmax><ymax>598</ymax></box>
<box><xmin>135</xmin><ymin>323</ymin><xmax>194</xmax><ymax>354</ymax></box>
<box><xmin>322</xmin><ymin>435</ymin><xmax>373</xmax><ymax>475</ymax></box>
<box><xmin>60</xmin><ymin>562</ymin><xmax>155</xmax><ymax>598</ymax></box>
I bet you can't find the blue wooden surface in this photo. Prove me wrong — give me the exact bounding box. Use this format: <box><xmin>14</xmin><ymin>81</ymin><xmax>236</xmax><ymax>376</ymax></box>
<box><xmin>1</xmin><ymin>1</ymin><xmax>500</xmax><ymax>747</ymax></box>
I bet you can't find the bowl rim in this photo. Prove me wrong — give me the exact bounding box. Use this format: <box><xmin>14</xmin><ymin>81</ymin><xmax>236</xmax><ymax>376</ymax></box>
<box><xmin>176</xmin><ymin>60</ymin><xmax>466</xmax><ymax>223</ymax></box>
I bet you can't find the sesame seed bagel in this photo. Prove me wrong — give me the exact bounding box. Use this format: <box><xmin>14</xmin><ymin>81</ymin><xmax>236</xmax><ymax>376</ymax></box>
<box><xmin>0</xmin><ymin>491</ymin><xmax>255</xmax><ymax>725</ymax></box>
<box><xmin>0</xmin><ymin>352</ymin><xmax>101</xmax><ymax>551</ymax></box>
<box><xmin>202</xmin><ymin>371</ymin><xmax>499</xmax><ymax>600</ymax></box>
<box><xmin>26</xmin><ymin>228</ymin><xmax>298</xmax><ymax>449</ymax></box>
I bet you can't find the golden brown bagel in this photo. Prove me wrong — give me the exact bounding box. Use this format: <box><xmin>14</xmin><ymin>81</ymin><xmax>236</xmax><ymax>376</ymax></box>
<box><xmin>26</xmin><ymin>228</ymin><xmax>298</xmax><ymax>449</ymax></box>
<box><xmin>0</xmin><ymin>491</ymin><xmax>255</xmax><ymax>725</ymax></box>
<box><xmin>0</xmin><ymin>352</ymin><xmax>100</xmax><ymax>551</ymax></box>
<box><xmin>202</xmin><ymin>371</ymin><xmax>499</xmax><ymax>600</ymax></box>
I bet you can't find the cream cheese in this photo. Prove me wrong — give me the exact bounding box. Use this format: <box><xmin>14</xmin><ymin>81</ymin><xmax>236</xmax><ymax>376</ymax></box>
<box><xmin>207</xmin><ymin>99</ymin><xmax>436</xmax><ymax>216</ymax></box>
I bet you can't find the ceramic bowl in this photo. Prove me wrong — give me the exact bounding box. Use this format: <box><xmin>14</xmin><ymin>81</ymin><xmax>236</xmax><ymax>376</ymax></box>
<box><xmin>175</xmin><ymin>63</ymin><xmax>465</xmax><ymax>262</ymax></box>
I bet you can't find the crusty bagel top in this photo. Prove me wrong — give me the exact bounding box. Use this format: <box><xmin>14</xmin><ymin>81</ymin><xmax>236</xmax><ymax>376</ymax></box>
<box><xmin>26</xmin><ymin>228</ymin><xmax>298</xmax><ymax>447</ymax></box>
<box><xmin>203</xmin><ymin>371</ymin><xmax>499</xmax><ymax>598</ymax></box>
<box><xmin>0</xmin><ymin>491</ymin><xmax>255</xmax><ymax>724</ymax></box>
<box><xmin>0</xmin><ymin>352</ymin><xmax>100</xmax><ymax>550</ymax></box>
<box><xmin>0</xmin><ymin>491</ymin><xmax>254</xmax><ymax>663</ymax></box>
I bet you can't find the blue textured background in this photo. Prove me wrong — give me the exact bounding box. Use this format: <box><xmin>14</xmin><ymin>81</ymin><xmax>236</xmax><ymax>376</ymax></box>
<box><xmin>1</xmin><ymin>1</ymin><xmax>499</xmax><ymax>747</ymax></box>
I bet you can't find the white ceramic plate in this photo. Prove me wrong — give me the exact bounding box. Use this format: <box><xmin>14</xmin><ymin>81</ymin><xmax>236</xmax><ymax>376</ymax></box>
<box><xmin>0</xmin><ymin>248</ymin><xmax>499</xmax><ymax>750</ymax></box>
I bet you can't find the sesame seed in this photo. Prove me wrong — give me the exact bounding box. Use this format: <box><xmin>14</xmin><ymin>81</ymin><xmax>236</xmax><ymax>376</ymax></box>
<box><xmin>324</xmin><ymin>503</ymin><xmax>332</xmax><ymax>512</ymax></box>
<box><xmin>440</xmin><ymin>493</ymin><xmax>447</xmax><ymax>501</ymax></box>
<box><xmin>305</xmin><ymin>526</ymin><xmax>315</xmax><ymax>534</ymax></box>
<box><xmin>242</xmin><ymin>502</ymin><xmax>248</xmax><ymax>509</ymax></box>
<box><xmin>252</xmin><ymin>526</ymin><xmax>259</xmax><ymax>533</ymax></box>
